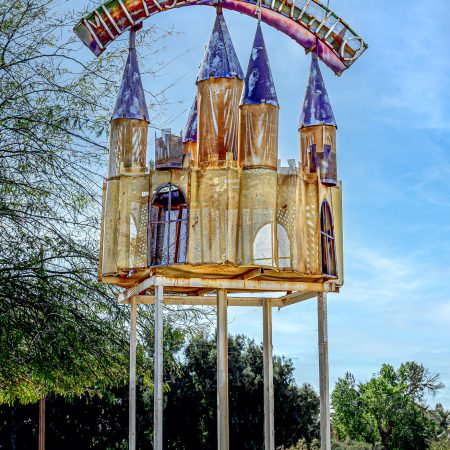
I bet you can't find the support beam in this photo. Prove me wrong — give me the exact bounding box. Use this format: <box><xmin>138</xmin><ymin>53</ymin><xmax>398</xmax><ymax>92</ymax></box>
<box><xmin>129</xmin><ymin>297</ymin><xmax>137</xmax><ymax>450</ymax></box>
<box><xmin>39</xmin><ymin>397</ymin><xmax>45</xmax><ymax>450</ymax></box>
<box><xmin>318</xmin><ymin>292</ymin><xmax>331</xmax><ymax>450</ymax></box>
<box><xmin>117</xmin><ymin>277</ymin><xmax>329</xmax><ymax>303</ymax></box>
<box><xmin>217</xmin><ymin>289</ymin><xmax>229</xmax><ymax>450</ymax></box>
<box><xmin>263</xmin><ymin>300</ymin><xmax>275</xmax><ymax>450</ymax></box>
<box><xmin>278</xmin><ymin>291</ymin><xmax>317</xmax><ymax>307</ymax></box>
<box><xmin>154</xmin><ymin>285</ymin><xmax>164</xmax><ymax>450</ymax></box>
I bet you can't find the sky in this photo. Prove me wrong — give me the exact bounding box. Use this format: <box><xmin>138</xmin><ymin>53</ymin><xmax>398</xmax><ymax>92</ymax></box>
<box><xmin>72</xmin><ymin>1</ymin><xmax>450</xmax><ymax>405</ymax></box>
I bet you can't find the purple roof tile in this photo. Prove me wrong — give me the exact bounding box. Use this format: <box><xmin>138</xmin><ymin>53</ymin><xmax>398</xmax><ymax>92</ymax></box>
<box><xmin>112</xmin><ymin>29</ymin><xmax>149</xmax><ymax>122</ymax></box>
<box><xmin>183</xmin><ymin>95</ymin><xmax>198</xmax><ymax>143</ymax></box>
<box><xmin>197</xmin><ymin>11</ymin><xmax>244</xmax><ymax>82</ymax></box>
<box><xmin>299</xmin><ymin>51</ymin><xmax>336</xmax><ymax>128</ymax></box>
<box><xmin>241</xmin><ymin>23</ymin><xmax>278</xmax><ymax>107</ymax></box>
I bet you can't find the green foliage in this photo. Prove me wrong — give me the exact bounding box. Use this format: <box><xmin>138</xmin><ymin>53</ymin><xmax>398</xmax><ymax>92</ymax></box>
<box><xmin>332</xmin><ymin>362</ymin><xmax>444</xmax><ymax>450</ymax></box>
<box><xmin>164</xmin><ymin>334</ymin><xmax>320</xmax><ymax>449</ymax></box>
<box><xmin>430</xmin><ymin>438</ymin><xmax>450</xmax><ymax>450</ymax></box>
<box><xmin>278</xmin><ymin>437</ymin><xmax>320</xmax><ymax>449</ymax></box>
<box><xmin>0</xmin><ymin>333</ymin><xmax>320</xmax><ymax>449</ymax></box>
<box><xmin>331</xmin><ymin>439</ymin><xmax>377</xmax><ymax>450</ymax></box>
<box><xmin>0</xmin><ymin>0</ymin><xmax>196</xmax><ymax>406</ymax></box>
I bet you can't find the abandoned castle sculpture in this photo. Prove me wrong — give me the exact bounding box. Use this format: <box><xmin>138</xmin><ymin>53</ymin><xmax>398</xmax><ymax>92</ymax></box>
<box><xmin>100</xmin><ymin>12</ymin><xmax>343</xmax><ymax>290</ymax></box>
<box><xmin>72</xmin><ymin>0</ymin><xmax>369</xmax><ymax>445</ymax></box>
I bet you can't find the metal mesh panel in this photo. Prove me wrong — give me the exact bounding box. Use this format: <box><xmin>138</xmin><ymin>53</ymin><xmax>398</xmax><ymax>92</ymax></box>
<box><xmin>197</xmin><ymin>78</ymin><xmax>243</xmax><ymax>165</ymax></box>
<box><xmin>277</xmin><ymin>171</ymin><xmax>298</xmax><ymax>270</ymax></box>
<box><xmin>304</xmin><ymin>178</ymin><xmax>320</xmax><ymax>275</ymax></box>
<box><xmin>102</xmin><ymin>178</ymin><xmax>120</xmax><ymax>275</ymax></box>
<box><xmin>108</xmin><ymin>119</ymin><xmax>148</xmax><ymax>177</ymax></box>
<box><xmin>238</xmin><ymin>104</ymin><xmax>278</xmax><ymax>170</ymax></box>
<box><xmin>116</xmin><ymin>174</ymin><xmax>149</xmax><ymax>271</ymax></box>
<box><xmin>239</xmin><ymin>169</ymin><xmax>277</xmax><ymax>266</ymax></box>
<box><xmin>188</xmin><ymin>165</ymin><xmax>240</xmax><ymax>264</ymax></box>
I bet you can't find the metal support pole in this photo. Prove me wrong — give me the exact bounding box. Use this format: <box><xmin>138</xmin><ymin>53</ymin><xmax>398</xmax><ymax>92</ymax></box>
<box><xmin>154</xmin><ymin>285</ymin><xmax>164</xmax><ymax>450</ymax></box>
<box><xmin>217</xmin><ymin>289</ymin><xmax>229</xmax><ymax>450</ymax></box>
<box><xmin>129</xmin><ymin>297</ymin><xmax>137</xmax><ymax>450</ymax></box>
<box><xmin>318</xmin><ymin>292</ymin><xmax>331</xmax><ymax>450</ymax></box>
<box><xmin>39</xmin><ymin>397</ymin><xmax>45</xmax><ymax>450</ymax></box>
<box><xmin>263</xmin><ymin>299</ymin><xmax>275</xmax><ymax>450</ymax></box>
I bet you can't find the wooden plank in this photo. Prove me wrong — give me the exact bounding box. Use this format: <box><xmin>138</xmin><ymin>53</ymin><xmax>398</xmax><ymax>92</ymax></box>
<box><xmin>263</xmin><ymin>300</ymin><xmax>275</xmax><ymax>450</ymax></box>
<box><xmin>121</xmin><ymin>295</ymin><xmax>273</xmax><ymax>307</ymax></box>
<box><xmin>154</xmin><ymin>285</ymin><xmax>164</xmax><ymax>450</ymax></box>
<box><xmin>278</xmin><ymin>291</ymin><xmax>317</xmax><ymax>307</ymax></box>
<box><xmin>153</xmin><ymin>276</ymin><xmax>328</xmax><ymax>293</ymax></box>
<box><xmin>217</xmin><ymin>289</ymin><xmax>229</xmax><ymax>450</ymax></box>
<box><xmin>117</xmin><ymin>276</ymin><xmax>329</xmax><ymax>303</ymax></box>
<box><xmin>318</xmin><ymin>293</ymin><xmax>331</xmax><ymax>450</ymax></box>
<box><xmin>120</xmin><ymin>293</ymin><xmax>321</xmax><ymax>308</ymax></box>
<box><xmin>129</xmin><ymin>297</ymin><xmax>137</xmax><ymax>450</ymax></box>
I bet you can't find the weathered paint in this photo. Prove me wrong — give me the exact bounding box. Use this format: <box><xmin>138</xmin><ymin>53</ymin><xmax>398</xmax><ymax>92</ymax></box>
<box><xmin>112</xmin><ymin>28</ymin><xmax>149</xmax><ymax>121</ymax></box>
<box><xmin>197</xmin><ymin>11</ymin><xmax>244</xmax><ymax>81</ymax></box>
<box><xmin>74</xmin><ymin>0</ymin><xmax>367</xmax><ymax>75</ymax></box>
<box><xmin>183</xmin><ymin>94</ymin><xmax>198</xmax><ymax>143</ymax></box>
<box><xmin>241</xmin><ymin>23</ymin><xmax>278</xmax><ymax>107</ymax></box>
<box><xmin>299</xmin><ymin>51</ymin><xmax>336</xmax><ymax>128</ymax></box>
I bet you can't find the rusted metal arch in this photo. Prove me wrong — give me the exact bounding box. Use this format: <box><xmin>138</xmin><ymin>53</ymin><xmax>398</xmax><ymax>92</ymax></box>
<box><xmin>74</xmin><ymin>0</ymin><xmax>367</xmax><ymax>75</ymax></box>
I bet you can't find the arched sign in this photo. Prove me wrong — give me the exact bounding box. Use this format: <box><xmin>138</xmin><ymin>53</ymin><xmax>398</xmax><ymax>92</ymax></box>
<box><xmin>74</xmin><ymin>0</ymin><xmax>367</xmax><ymax>75</ymax></box>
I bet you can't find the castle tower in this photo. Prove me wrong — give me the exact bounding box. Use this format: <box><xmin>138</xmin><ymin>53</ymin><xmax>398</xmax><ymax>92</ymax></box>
<box><xmin>196</xmin><ymin>10</ymin><xmax>244</xmax><ymax>165</ymax></box>
<box><xmin>109</xmin><ymin>28</ymin><xmax>149</xmax><ymax>176</ymax></box>
<box><xmin>238</xmin><ymin>23</ymin><xmax>280</xmax><ymax>267</ymax></box>
<box><xmin>299</xmin><ymin>51</ymin><xmax>337</xmax><ymax>186</ymax></box>
<box><xmin>101</xmin><ymin>28</ymin><xmax>149</xmax><ymax>277</ymax></box>
<box><xmin>182</xmin><ymin>95</ymin><xmax>198</xmax><ymax>159</ymax></box>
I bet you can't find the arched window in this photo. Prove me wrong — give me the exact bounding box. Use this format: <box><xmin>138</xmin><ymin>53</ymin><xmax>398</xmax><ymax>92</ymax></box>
<box><xmin>253</xmin><ymin>223</ymin><xmax>291</xmax><ymax>268</ymax></box>
<box><xmin>149</xmin><ymin>184</ymin><xmax>188</xmax><ymax>267</ymax></box>
<box><xmin>320</xmin><ymin>200</ymin><xmax>337</xmax><ymax>277</ymax></box>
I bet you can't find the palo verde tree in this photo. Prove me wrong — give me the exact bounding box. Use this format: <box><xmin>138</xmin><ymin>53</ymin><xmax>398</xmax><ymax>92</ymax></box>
<box><xmin>331</xmin><ymin>362</ymin><xmax>444</xmax><ymax>450</ymax></box>
<box><xmin>0</xmin><ymin>0</ymin><xmax>193</xmax><ymax>406</ymax></box>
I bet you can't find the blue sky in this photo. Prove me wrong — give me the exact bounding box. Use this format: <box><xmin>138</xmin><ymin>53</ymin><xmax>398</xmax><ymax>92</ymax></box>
<box><xmin>74</xmin><ymin>1</ymin><xmax>450</xmax><ymax>404</ymax></box>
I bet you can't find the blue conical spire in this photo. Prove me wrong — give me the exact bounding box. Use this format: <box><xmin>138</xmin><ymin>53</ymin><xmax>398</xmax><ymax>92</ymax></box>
<box><xmin>183</xmin><ymin>95</ymin><xmax>198</xmax><ymax>143</ymax></box>
<box><xmin>241</xmin><ymin>23</ymin><xmax>278</xmax><ymax>107</ymax></box>
<box><xmin>112</xmin><ymin>29</ymin><xmax>149</xmax><ymax>121</ymax></box>
<box><xmin>197</xmin><ymin>11</ymin><xmax>244</xmax><ymax>82</ymax></box>
<box><xmin>299</xmin><ymin>52</ymin><xmax>336</xmax><ymax>128</ymax></box>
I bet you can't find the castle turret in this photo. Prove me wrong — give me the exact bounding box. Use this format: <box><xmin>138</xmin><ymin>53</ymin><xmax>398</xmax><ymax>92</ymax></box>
<box><xmin>182</xmin><ymin>95</ymin><xmax>198</xmax><ymax>159</ymax></box>
<box><xmin>197</xmin><ymin>10</ymin><xmax>244</xmax><ymax>165</ymax></box>
<box><xmin>239</xmin><ymin>24</ymin><xmax>280</xmax><ymax>267</ymax></box>
<box><xmin>101</xmin><ymin>28</ymin><xmax>149</xmax><ymax>278</ymax></box>
<box><xmin>299</xmin><ymin>52</ymin><xmax>337</xmax><ymax>186</ymax></box>
<box><xmin>109</xmin><ymin>28</ymin><xmax>149</xmax><ymax>176</ymax></box>
<box><xmin>238</xmin><ymin>23</ymin><xmax>278</xmax><ymax>169</ymax></box>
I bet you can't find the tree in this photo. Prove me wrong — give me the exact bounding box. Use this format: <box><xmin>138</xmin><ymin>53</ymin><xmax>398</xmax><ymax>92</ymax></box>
<box><xmin>164</xmin><ymin>334</ymin><xmax>320</xmax><ymax>449</ymax></box>
<box><xmin>332</xmin><ymin>362</ymin><xmax>444</xmax><ymax>450</ymax></box>
<box><xmin>0</xmin><ymin>0</ymin><xmax>197</xmax><ymax>406</ymax></box>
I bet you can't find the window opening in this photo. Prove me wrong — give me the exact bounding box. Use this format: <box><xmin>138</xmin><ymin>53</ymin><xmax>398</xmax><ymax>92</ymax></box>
<box><xmin>149</xmin><ymin>184</ymin><xmax>188</xmax><ymax>266</ymax></box>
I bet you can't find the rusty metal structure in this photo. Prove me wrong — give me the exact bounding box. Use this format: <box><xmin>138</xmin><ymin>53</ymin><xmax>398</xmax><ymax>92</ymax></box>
<box><xmin>74</xmin><ymin>3</ymin><xmax>367</xmax><ymax>449</ymax></box>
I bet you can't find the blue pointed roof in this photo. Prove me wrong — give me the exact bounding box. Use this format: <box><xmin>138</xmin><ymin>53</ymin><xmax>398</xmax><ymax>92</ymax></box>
<box><xmin>112</xmin><ymin>29</ymin><xmax>149</xmax><ymax>121</ymax></box>
<box><xmin>183</xmin><ymin>95</ymin><xmax>198</xmax><ymax>143</ymax></box>
<box><xmin>299</xmin><ymin>52</ymin><xmax>336</xmax><ymax>128</ymax></box>
<box><xmin>197</xmin><ymin>12</ymin><xmax>244</xmax><ymax>82</ymax></box>
<box><xmin>241</xmin><ymin>23</ymin><xmax>278</xmax><ymax>107</ymax></box>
